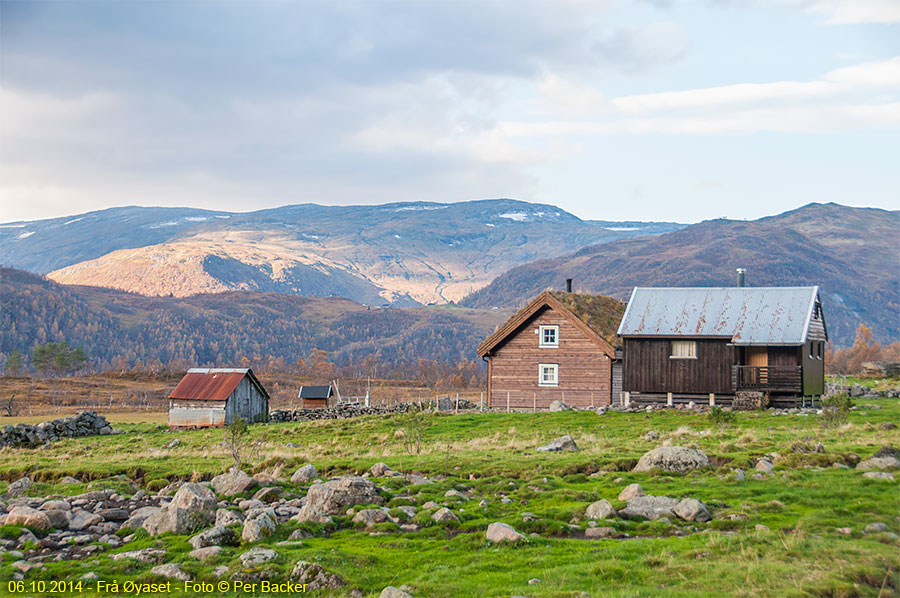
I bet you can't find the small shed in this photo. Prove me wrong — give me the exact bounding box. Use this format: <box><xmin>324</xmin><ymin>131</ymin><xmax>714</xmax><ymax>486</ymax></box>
<box><xmin>168</xmin><ymin>368</ymin><xmax>269</xmax><ymax>428</ymax></box>
<box><xmin>298</xmin><ymin>385</ymin><xmax>333</xmax><ymax>409</ymax></box>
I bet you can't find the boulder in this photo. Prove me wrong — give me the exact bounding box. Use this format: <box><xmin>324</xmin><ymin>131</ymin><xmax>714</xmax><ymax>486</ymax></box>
<box><xmin>486</xmin><ymin>522</ymin><xmax>525</xmax><ymax>543</ymax></box>
<box><xmin>673</xmin><ymin>498</ymin><xmax>711</xmax><ymax>523</ymax></box>
<box><xmin>290</xmin><ymin>464</ymin><xmax>317</xmax><ymax>485</ymax></box>
<box><xmin>617</xmin><ymin>484</ymin><xmax>644</xmax><ymax>501</ymax></box>
<box><xmin>210</xmin><ymin>469</ymin><xmax>258</xmax><ymax>497</ymax></box>
<box><xmin>549</xmin><ymin>400</ymin><xmax>570</xmax><ymax>412</ymax></box>
<box><xmin>290</xmin><ymin>561</ymin><xmax>345</xmax><ymax>590</ymax></box>
<box><xmin>239</xmin><ymin>547</ymin><xmax>278</xmax><ymax>567</ymax></box>
<box><xmin>252</xmin><ymin>487</ymin><xmax>282</xmax><ymax>503</ymax></box>
<box><xmin>5</xmin><ymin>506</ymin><xmax>51</xmax><ymax>531</ymax></box>
<box><xmin>39</xmin><ymin>500</ymin><xmax>71</xmax><ymax>511</ymax></box>
<box><xmin>151</xmin><ymin>563</ymin><xmax>191</xmax><ymax>581</ymax></box>
<box><xmin>43</xmin><ymin>510</ymin><xmax>70</xmax><ymax>529</ymax></box>
<box><xmin>432</xmin><ymin>508</ymin><xmax>460</xmax><ymax>523</ymax></box>
<box><xmin>585</xmin><ymin>526</ymin><xmax>618</xmax><ymax>538</ymax></box>
<box><xmin>110</xmin><ymin>548</ymin><xmax>167</xmax><ymax>564</ymax></box>
<box><xmin>353</xmin><ymin>508</ymin><xmax>391</xmax><ymax>528</ymax></box>
<box><xmin>633</xmin><ymin>447</ymin><xmax>709</xmax><ymax>474</ymax></box>
<box><xmin>756</xmin><ymin>459</ymin><xmax>775</xmax><ymax>475</ymax></box>
<box><xmin>585</xmin><ymin>499</ymin><xmax>617</xmax><ymax>520</ymax></box>
<box><xmin>5</xmin><ymin>477</ymin><xmax>32</xmax><ymax>498</ymax></box>
<box><xmin>68</xmin><ymin>508</ymin><xmax>102</xmax><ymax>531</ymax></box>
<box><xmin>189</xmin><ymin>526</ymin><xmax>239</xmax><ymax>549</ymax></box>
<box><xmin>619</xmin><ymin>495</ymin><xmax>680</xmax><ymax>520</ymax></box>
<box><xmin>862</xmin><ymin>471</ymin><xmax>894</xmax><ymax>480</ymax></box>
<box><xmin>98</xmin><ymin>508</ymin><xmax>129</xmax><ymax>522</ymax></box>
<box><xmin>536</xmin><ymin>435</ymin><xmax>578</xmax><ymax>452</ymax></box>
<box><xmin>304</xmin><ymin>476</ymin><xmax>381</xmax><ymax>515</ymax></box>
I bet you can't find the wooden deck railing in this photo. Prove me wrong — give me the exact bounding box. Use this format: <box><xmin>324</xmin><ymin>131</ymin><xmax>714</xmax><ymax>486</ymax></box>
<box><xmin>732</xmin><ymin>365</ymin><xmax>802</xmax><ymax>393</ymax></box>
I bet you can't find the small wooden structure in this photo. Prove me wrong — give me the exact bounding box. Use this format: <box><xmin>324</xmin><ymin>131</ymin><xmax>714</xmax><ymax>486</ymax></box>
<box><xmin>168</xmin><ymin>368</ymin><xmax>269</xmax><ymax>428</ymax></box>
<box><xmin>477</xmin><ymin>290</ymin><xmax>626</xmax><ymax>410</ymax></box>
<box><xmin>617</xmin><ymin>286</ymin><xmax>827</xmax><ymax>407</ymax></box>
<box><xmin>298</xmin><ymin>385</ymin><xmax>333</xmax><ymax>409</ymax></box>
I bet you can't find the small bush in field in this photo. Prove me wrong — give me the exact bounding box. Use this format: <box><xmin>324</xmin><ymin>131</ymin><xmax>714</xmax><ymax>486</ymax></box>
<box><xmin>709</xmin><ymin>406</ymin><xmax>737</xmax><ymax>428</ymax></box>
<box><xmin>820</xmin><ymin>394</ymin><xmax>851</xmax><ymax>428</ymax></box>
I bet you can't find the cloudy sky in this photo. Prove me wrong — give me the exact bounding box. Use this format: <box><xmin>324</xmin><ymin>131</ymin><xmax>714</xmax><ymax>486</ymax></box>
<box><xmin>1</xmin><ymin>0</ymin><xmax>898</xmax><ymax>223</ymax></box>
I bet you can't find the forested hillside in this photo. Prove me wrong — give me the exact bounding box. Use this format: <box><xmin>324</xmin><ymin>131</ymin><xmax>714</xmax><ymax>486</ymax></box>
<box><xmin>0</xmin><ymin>268</ymin><xmax>507</xmax><ymax>377</ymax></box>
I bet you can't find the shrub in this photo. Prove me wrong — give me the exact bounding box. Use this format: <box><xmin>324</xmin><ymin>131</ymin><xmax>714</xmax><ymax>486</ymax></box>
<box><xmin>708</xmin><ymin>406</ymin><xmax>737</xmax><ymax>428</ymax></box>
<box><xmin>145</xmin><ymin>479</ymin><xmax>167</xmax><ymax>492</ymax></box>
<box><xmin>820</xmin><ymin>394</ymin><xmax>852</xmax><ymax>428</ymax></box>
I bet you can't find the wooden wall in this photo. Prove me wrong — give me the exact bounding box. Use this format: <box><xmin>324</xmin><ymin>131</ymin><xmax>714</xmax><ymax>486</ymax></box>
<box><xmin>622</xmin><ymin>338</ymin><xmax>737</xmax><ymax>395</ymax></box>
<box><xmin>488</xmin><ymin>308</ymin><xmax>612</xmax><ymax>409</ymax></box>
<box><xmin>802</xmin><ymin>340</ymin><xmax>825</xmax><ymax>396</ymax></box>
<box><xmin>224</xmin><ymin>377</ymin><xmax>269</xmax><ymax>424</ymax></box>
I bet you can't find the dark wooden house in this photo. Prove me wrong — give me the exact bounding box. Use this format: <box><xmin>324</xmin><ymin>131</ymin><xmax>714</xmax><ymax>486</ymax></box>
<box><xmin>168</xmin><ymin>368</ymin><xmax>269</xmax><ymax>428</ymax></box>
<box><xmin>298</xmin><ymin>385</ymin><xmax>333</xmax><ymax>409</ymax></box>
<box><xmin>617</xmin><ymin>286</ymin><xmax>827</xmax><ymax>406</ymax></box>
<box><xmin>477</xmin><ymin>291</ymin><xmax>626</xmax><ymax>410</ymax></box>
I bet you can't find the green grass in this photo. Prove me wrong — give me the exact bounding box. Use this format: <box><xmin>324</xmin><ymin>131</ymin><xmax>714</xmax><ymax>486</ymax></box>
<box><xmin>0</xmin><ymin>400</ymin><xmax>897</xmax><ymax>597</ymax></box>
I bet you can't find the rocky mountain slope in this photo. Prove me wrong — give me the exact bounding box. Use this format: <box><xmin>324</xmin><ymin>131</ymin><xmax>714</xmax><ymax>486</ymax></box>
<box><xmin>0</xmin><ymin>267</ymin><xmax>509</xmax><ymax>373</ymax></box>
<box><xmin>0</xmin><ymin>200</ymin><xmax>681</xmax><ymax>306</ymax></box>
<box><xmin>462</xmin><ymin>203</ymin><xmax>899</xmax><ymax>345</ymax></box>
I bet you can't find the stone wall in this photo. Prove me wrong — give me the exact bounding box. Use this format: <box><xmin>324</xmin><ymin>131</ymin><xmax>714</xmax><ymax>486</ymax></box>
<box><xmin>269</xmin><ymin>398</ymin><xmax>478</xmax><ymax>422</ymax></box>
<box><xmin>0</xmin><ymin>411</ymin><xmax>116</xmax><ymax>447</ymax></box>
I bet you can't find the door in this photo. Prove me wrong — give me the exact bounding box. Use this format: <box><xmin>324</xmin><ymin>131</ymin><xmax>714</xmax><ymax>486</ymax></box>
<box><xmin>746</xmin><ymin>347</ymin><xmax>768</xmax><ymax>385</ymax></box>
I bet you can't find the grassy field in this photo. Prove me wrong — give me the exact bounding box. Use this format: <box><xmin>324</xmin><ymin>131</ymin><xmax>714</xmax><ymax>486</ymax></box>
<box><xmin>0</xmin><ymin>399</ymin><xmax>897</xmax><ymax>597</ymax></box>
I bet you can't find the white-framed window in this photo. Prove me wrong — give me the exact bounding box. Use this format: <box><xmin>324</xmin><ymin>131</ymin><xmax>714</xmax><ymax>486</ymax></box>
<box><xmin>670</xmin><ymin>340</ymin><xmax>697</xmax><ymax>359</ymax></box>
<box><xmin>539</xmin><ymin>325</ymin><xmax>559</xmax><ymax>348</ymax></box>
<box><xmin>538</xmin><ymin>363</ymin><xmax>559</xmax><ymax>386</ymax></box>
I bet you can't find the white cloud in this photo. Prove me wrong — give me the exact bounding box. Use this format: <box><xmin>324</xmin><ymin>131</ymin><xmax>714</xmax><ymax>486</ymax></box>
<box><xmin>791</xmin><ymin>0</ymin><xmax>900</xmax><ymax>24</ymax></box>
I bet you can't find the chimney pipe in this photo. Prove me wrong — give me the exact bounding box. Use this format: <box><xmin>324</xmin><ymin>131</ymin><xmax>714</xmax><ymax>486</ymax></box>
<box><xmin>566</xmin><ymin>278</ymin><xmax>573</xmax><ymax>293</ymax></box>
<box><xmin>736</xmin><ymin>268</ymin><xmax>746</xmax><ymax>287</ymax></box>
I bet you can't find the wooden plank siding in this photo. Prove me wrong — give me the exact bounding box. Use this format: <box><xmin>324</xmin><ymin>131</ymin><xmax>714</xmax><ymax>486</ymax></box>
<box><xmin>622</xmin><ymin>338</ymin><xmax>737</xmax><ymax>395</ymax></box>
<box><xmin>489</xmin><ymin>308</ymin><xmax>612</xmax><ymax>409</ymax></box>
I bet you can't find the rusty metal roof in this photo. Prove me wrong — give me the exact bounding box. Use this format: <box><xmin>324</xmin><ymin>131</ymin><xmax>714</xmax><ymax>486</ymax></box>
<box><xmin>168</xmin><ymin>368</ymin><xmax>269</xmax><ymax>401</ymax></box>
<box><xmin>617</xmin><ymin>286</ymin><xmax>820</xmax><ymax>345</ymax></box>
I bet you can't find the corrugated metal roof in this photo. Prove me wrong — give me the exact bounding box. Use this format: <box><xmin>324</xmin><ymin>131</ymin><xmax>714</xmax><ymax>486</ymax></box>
<box><xmin>617</xmin><ymin>286</ymin><xmax>819</xmax><ymax>345</ymax></box>
<box><xmin>298</xmin><ymin>385</ymin><xmax>332</xmax><ymax>399</ymax></box>
<box><xmin>169</xmin><ymin>368</ymin><xmax>260</xmax><ymax>401</ymax></box>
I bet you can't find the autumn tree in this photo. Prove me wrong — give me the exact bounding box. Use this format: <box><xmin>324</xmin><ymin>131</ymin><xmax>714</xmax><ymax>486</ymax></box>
<box><xmin>32</xmin><ymin>342</ymin><xmax>87</xmax><ymax>377</ymax></box>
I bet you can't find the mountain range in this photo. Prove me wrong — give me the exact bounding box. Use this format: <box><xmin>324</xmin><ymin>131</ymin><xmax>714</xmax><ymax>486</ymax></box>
<box><xmin>462</xmin><ymin>203</ymin><xmax>899</xmax><ymax>344</ymax></box>
<box><xmin>0</xmin><ymin>200</ymin><xmax>680</xmax><ymax>306</ymax></box>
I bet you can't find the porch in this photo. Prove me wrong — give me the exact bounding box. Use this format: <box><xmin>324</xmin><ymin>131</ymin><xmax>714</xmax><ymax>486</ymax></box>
<box><xmin>731</xmin><ymin>365</ymin><xmax>802</xmax><ymax>393</ymax></box>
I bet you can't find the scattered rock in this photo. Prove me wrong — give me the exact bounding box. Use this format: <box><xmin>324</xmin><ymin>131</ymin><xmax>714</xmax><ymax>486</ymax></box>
<box><xmin>756</xmin><ymin>459</ymin><xmax>774</xmax><ymax>475</ymax></box>
<box><xmin>290</xmin><ymin>464</ymin><xmax>317</xmax><ymax>484</ymax></box>
<box><xmin>210</xmin><ymin>468</ymin><xmax>258</xmax><ymax>497</ymax></box>
<box><xmin>856</xmin><ymin>456</ymin><xmax>900</xmax><ymax>471</ymax></box>
<box><xmin>5</xmin><ymin>506</ymin><xmax>51</xmax><ymax>531</ymax></box>
<box><xmin>303</xmin><ymin>476</ymin><xmax>381</xmax><ymax>515</ymax></box>
<box><xmin>549</xmin><ymin>400</ymin><xmax>570</xmax><ymax>412</ymax></box>
<box><xmin>835</xmin><ymin>527</ymin><xmax>852</xmax><ymax>535</ymax></box>
<box><xmin>422</xmin><ymin>501</ymin><xmax>439</xmax><ymax>509</ymax></box>
<box><xmin>486</xmin><ymin>522</ymin><xmax>525</xmax><ymax>543</ymax></box>
<box><xmin>862</xmin><ymin>472</ymin><xmax>895</xmax><ymax>480</ymax></box>
<box><xmin>143</xmin><ymin>483</ymin><xmax>217</xmax><ymax>535</ymax></box>
<box><xmin>673</xmin><ymin>498</ymin><xmax>711</xmax><ymax>523</ymax></box>
<box><xmin>369</xmin><ymin>463</ymin><xmax>396</xmax><ymax>477</ymax></box>
<box><xmin>110</xmin><ymin>548</ymin><xmax>167</xmax><ymax>564</ymax></box>
<box><xmin>242</xmin><ymin>510</ymin><xmax>277</xmax><ymax>542</ymax></box>
<box><xmin>617</xmin><ymin>484</ymin><xmax>644</xmax><ymax>501</ymax></box>
<box><xmin>536</xmin><ymin>435</ymin><xmax>578</xmax><ymax>452</ymax></box>
<box><xmin>6</xmin><ymin>477</ymin><xmax>32</xmax><ymax>497</ymax></box>
<box><xmin>432</xmin><ymin>508</ymin><xmax>460</xmax><ymax>523</ymax></box>
<box><xmin>585</xmin><ymin>526</ymin><xmax>618</xmax><ymax>538</ymax></box>
<box><xmin>189</xmin><ymin>525</ymin><xmax>239</xmax><ymax>549</ymax></box>
<box><xmin>645</xmin><ymin>431</ymin><xmax>660</xmax><ymax>441</ymax></box>
<box><xmin>619</xmin><ymin>496</ymin><xmax>679</xmax><ymax>520</ymax></box>
<box><xmin>252</xmin><ymin>487</ymin><xmax>282</xmax><ymax>503</ymax></box>
<box><xmin>189</xmin><ymin>546</ymin><xmax>223</xmax><ymax>561</ymax></box>
<box><xmin>864</xmin><ymin>522</ymin><xmax>889</xmax><ymax>534</ymax></box>
<box><xmin>240</xmin><ymin>547</ymin><xmax>278</xmax><ymax>567</ymax></box>
<box><xmin>733</xmin><ymin>469</ymin><xmax>746</xmax><ymax>482</ymax></box>
<box><xmin>380</xmin><ymin>587</ymin><xmax>413</xmax><ymax>598</ymax></box>
<box><xmin>755</xmin><ymin>524</ymin><xmax>769</xmax><ymax>532</ymax></box>
<box><xmin>164</xmin><ymin>439</ymin><xmax>181</xmax><ymax>449</ymax></box>
<box><xmin>215</xmin><ymin>508</ymin><xmax>244</xmax><ymax>527</ymax></box>
<box><xmin>585</xmin><ymin>500</ymin><xmax>617</xmax><ymax>520</ymax></box>
<box><xmin>151</xmin><ymin>563</ymin><xmax>191</xmax><ymax>581</ymax></box>
<box><xmin>354</xmin><ymin>508</ymin><xmax>391</xmax><ymax>528</ymax></box>
<box><xmin>633</xmin><ymin>446</ymin><xmax>709</xmax><ymax>474</ymax></box>
<box><xmin>290</xmin><ymin>561</ymin><xmax>345</xmax><ymax>590</ymax></box>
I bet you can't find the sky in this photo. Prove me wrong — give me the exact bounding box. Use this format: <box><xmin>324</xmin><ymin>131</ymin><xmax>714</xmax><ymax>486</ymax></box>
<box><xmin>1</xmin><ymin>0</ymin><xmax>898</xmax><ymax>224</ymax></box>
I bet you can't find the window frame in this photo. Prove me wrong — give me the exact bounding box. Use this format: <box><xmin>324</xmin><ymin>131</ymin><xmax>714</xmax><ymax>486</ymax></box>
<box><xmin>669</xmin><ymin>340</ymin><xmax>697</xmax><ymax>360</ymax></box>
<box><xmin>538</xmin><ymin>363</ymin><xmax>559</xmax><ymax>387</ymax></box>
<box><xmin>538</xmin><ymin>325</ymin><xmax>559</xmax><ymax>348</ymax></box>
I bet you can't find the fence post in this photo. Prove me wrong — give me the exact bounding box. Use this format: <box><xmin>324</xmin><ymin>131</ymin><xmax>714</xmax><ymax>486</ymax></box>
<box><xmin>533</xmin><ymin>393</ymin><xmax>536</xmax><ymax>413</ymax></box>
<box><xmin>480</xmin><ymin>392</ymin><xmax>484</xmax><ymax>412</ymax></box>
<box><xmin>455</xmin><ymin>393</ymin><xmax>459</xmax><ymax>414</ymax></box>
<box><xmin>591</xmin><ymin>392</ymin><xmax>594</xmax><ymax>409</ymax></box>
<box><xmin>624</xmin><ymin>391</ymin><xmax>630</xmax><ymax>407</ymax></box>
<box><xmin>667</xmin><ymin>392</ymin><xmax>673</xmax><ymax>407</ymax></box>
<box><xmin>709</xmin><ymin>393</ymin><xmax>715</xmax><ymax>407</ymax></box>
<box><xmin>507</xmin><ymin>392</ymin><xmax>510</xmax><ymax>413</ymax></box>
